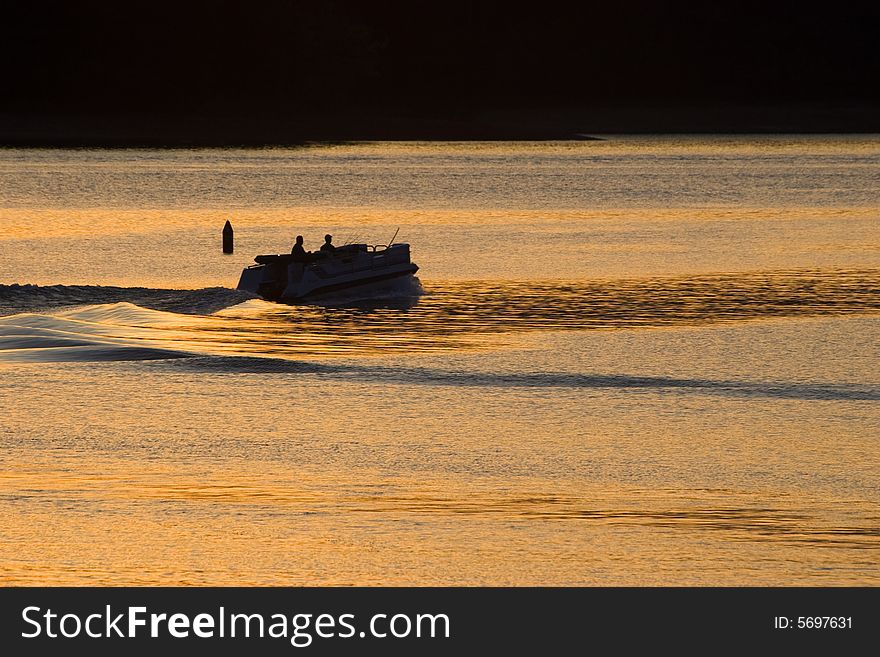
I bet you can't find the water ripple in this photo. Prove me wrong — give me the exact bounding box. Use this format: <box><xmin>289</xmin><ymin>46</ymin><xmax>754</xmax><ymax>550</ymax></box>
<box><xmin>160</xmin><ymin>357</ymin><xmax>880</xmax><ymax>401</ymax></box>
<box><xmin>1</xmin><ymin>268</ymin><xmax>878</xmax><ymax>361</ymax></box>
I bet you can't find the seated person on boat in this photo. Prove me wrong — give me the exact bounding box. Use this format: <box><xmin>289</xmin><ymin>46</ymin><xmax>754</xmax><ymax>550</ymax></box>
<box><xmin>320</xmin><ymin>234</ymin><xmax>336</xmax><ymax>253</ymax></box>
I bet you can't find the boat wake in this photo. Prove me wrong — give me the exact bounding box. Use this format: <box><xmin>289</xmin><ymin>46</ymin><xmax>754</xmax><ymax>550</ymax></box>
<box><xmin>153</xmin><ymin>356</ymin><xmax>880</xmax><ymax>401</ymax></box>
<box><xmin>0</xmin><ymin>269</ymin><xmax>877</xmax><ymax>364</ymax></box>
<box><xmin>0</xmin><ymin>279</ymin><xmax>429</xmax><ymax>363</ymax></box>
<box><xmin>3</xmin><ymin>303</ymin><xmax>875</xmax><ymax>400</ymax></box>
<box><xmin>0</xmin><ymin>283</ymin><xmax>256</xmax><ymax>316</ymax></box>
<box><xmin>0</xmin><ymin>304</ymin><xmax>207</xmax><ymax>362</ymax></box>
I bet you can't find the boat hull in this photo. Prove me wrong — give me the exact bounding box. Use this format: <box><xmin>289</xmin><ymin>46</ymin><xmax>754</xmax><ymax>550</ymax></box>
<box><xmin>236</xmin><ymin>243</ymin><xmax>419</xmax><ymax>302</ymax></box>
<box><xmin>289</xmin><ymin>264</ymin><xmax>419</xmax><ymax>300</ymax></box>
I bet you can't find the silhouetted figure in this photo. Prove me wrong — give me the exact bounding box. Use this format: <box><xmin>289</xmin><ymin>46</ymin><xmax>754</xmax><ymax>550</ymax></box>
<box><xmin>320</xmin><ymin>234</ymin><xmax>336</xmax><ymax>252</ymax></box>
<box><xmin>291</xmin><ymin>235</ymin><xmax>308</xmax><ymax>260</ymax></box>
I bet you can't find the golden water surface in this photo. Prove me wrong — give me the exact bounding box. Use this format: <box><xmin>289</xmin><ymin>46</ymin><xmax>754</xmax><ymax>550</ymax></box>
<box><xmin>0</xmin><ymin>137</ymin><xmax>878</xmax><ymax>584</ymax></box>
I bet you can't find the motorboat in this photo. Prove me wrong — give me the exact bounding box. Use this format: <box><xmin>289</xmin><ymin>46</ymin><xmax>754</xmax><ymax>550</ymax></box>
<box><xmin>236</xmin><ymin>242</ymin><xmax>419</xmax><ymax>302</ymax></box>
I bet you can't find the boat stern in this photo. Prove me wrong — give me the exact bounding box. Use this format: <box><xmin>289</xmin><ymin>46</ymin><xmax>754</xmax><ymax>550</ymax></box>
<box><xmin>236</xmin><ymin>265</ymin><xmax>266</xmax><ymax>295</ymax></box>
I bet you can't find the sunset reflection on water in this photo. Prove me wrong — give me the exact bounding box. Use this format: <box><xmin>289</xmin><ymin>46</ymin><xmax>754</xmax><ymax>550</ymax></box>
<box><xmin>1</xmin><ymin>138</ymin><xmax>878</xmax><ymax>585</ymax></box>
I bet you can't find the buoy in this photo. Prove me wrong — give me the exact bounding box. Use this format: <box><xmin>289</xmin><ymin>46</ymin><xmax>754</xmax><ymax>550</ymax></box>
<box><xmin>222</xmin><ymin>220</ymin><xmax>234</xmax><ymax>254</ymax></box>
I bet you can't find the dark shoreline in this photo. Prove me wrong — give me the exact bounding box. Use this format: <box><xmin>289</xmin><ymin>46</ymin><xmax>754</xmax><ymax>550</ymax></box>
<box><xmin>2</xmin><ymin>104</ymin><xmax>879</xmax><ymax>148</ymax></box>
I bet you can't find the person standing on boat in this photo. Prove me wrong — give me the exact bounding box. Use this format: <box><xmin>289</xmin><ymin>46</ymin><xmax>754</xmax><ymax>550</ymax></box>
<box><xmin>291</xmin><ymin>235</ymin><xmax>308</xmax><ymax>260</ymax></box>
<box><xmin>320</xmin><ymin>234</ymin><xmax>336</xmax><ymax>253</ymax></box>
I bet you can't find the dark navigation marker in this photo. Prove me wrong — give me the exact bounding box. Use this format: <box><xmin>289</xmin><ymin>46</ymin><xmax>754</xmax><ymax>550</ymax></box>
<box><xmin>222</xmin><ymin>220</ymin><xmax>233</xmax><ymax>254</ymax></box>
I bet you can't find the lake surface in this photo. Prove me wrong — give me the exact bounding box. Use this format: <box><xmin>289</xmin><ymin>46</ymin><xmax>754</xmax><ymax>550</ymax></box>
<box><xmin>1</xmin><ymin>137</ymin><xmax>878</xmax><ymax>584</ymax></box>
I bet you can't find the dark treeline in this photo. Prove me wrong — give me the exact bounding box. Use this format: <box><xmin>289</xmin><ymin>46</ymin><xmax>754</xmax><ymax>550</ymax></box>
<box><xmin>1</xmin><ymin>1</ymin><xmax>879</xmax><ymax>138</ymax></box>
